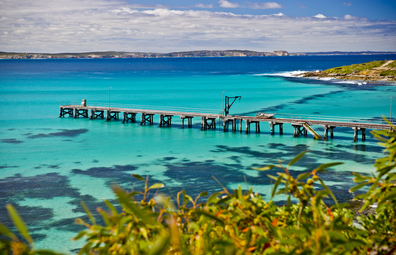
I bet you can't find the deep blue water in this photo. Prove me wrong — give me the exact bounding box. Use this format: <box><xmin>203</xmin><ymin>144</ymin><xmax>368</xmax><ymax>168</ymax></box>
<box><xmin>1</xmin><ymin>55</ymin><xmax>395</xmax><ymax>253</ymax></box>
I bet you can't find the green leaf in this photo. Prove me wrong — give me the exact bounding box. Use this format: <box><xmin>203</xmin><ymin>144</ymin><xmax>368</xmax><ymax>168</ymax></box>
<box><xmin>238</xmin><ymin>185</ymin><xmax>246</xmax><ymax>206</ymax></box>
<box><xmin>270</xmin><ymin>175</ymin><xmax>283</xmax><ymax>200</ymax></box>
<box><xmin>254</xmin><ymin>165</ymin><xmax>276</xmax><ymax>171</ymax></box>
<box><xmin>297</xmin><ymin>172</ymin><xmax>311</xmax><ymax>180</ymax></box>
<box><xmin>80</xmin><ymin>201</ymin><xmax>96</xmax><ymax>225</ymax></box>
<box><xmin>279</xmin><ymin>238</ymin><xmax>297</xmax><ymax>245</ymax></box>
<box><xmin>199</xmin><ymin>191</ymin><xmax>208</xmax><ymax>197</ymax></box>
<box><xmin>6</xmin><ymin>204</ymin><xmax>33</xmax><ymax>245</ymax></box>
<box><xmin>207</xmin><ymin>192</ymin><xmax>221</xmax><ymax>205</ymax></box>
<box><xmin>349</xmin><ymin>182</ymin><xmax>368</xmax><ymax>193</ymax></box>
<box><xmin>113</xmin><ymin>187</ymin><xmax>157</xmax><ymax>226</ymax></box>
<box><xmin>132</xmin><ymin>174</ymin><xmax>145</xmax><ymax>181</ymax></box>
<box><xmin>193</xmin><ymin>210</ymin><xmax>225</xmax><ymax>226</ymax></box>
<box><xmin>318</xmin><ymin>180</ymin><xmax>338</xmax><ymax>205</ymax></box>
<box><xmin>73</xmin><ymin>230</ymin><xmax>87</xmax><ymax>241</ymax></box>
<box><xmin>352</xmin><ymin>172</ymin><xmax>369</xmax><ymax>183</ymax></box>
<box><xmin>36</xmin><ymin>250</ymin><xmax>62</xmax><ymax>255</ymax></box>
<box><xmin>288</xmin><ymin>151</ymin><xmax>308</xmax><ymax>167</ymax></box>
<box><xmin>315</xmin><ymin>162</ymin><xmax>343</xmax><ymax>172</ymax></box>
<box><xmin>98</xmin><ymin>209</ymin><xmax>111</xmax><ymax>227</ymax></box>
<box><xmin>330</xmin><ymin>203</ymin><xmax>351</xmax><ymax>209</ymax></box>
<box><xmin>148</xmin><ymin>231</ymin><xmax>171</xmax><ymax>255</ymax></box>
<box><xmin>103</xmin><ymin>199</ymin><xmax>118</xmax><ymax>216</ymax></box>
<box><xmin>0</xmin><ymin>223</ymin><xmax>16</xmax><ymax>240</ymax></box>
<box><xmin>378</xmin><ymin>190</ymin><xmax>396</xmax><ymax>205</ymax></box>
<box><xmin>148</xmin><ymin>183</ymin><xmax>165</xmax><ymax>190</ymax></box>
<box><xmin>126</xmin><ymin>191</ymin><xmax>141</xmax><ymax>198</ymax></box>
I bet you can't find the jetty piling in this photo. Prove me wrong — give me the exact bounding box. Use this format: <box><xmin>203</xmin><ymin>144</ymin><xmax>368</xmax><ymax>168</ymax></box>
<box><xmin>180</xmin><ymin>116</ymin><xmax>194</xmax><ymax>128</ymax></box>
<box><xmin>106</xmin><ymin>110</ymin><xmax>120</xmax><ymax>121</ymax></box>
<box><xmin>141</xmin><ymin>113</ymin><xmax>154</xmax><ymax>125</ymax></box>
<box><xmin>123</xmin><ymin>112</ymin><xmax>137</xmax><ymax>123</ymax></box>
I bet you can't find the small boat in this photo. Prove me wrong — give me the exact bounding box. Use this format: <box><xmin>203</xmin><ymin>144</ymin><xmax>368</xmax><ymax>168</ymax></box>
<box><xmin>256</xmin><ymin>112</ymin><xmax>275</xmax><ymax>119</ymax></box>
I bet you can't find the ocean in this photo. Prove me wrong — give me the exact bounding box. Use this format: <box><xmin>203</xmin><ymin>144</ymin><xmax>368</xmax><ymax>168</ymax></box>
<box><xmin>1</xmin><ymin>55</ymin><xmax>395</xmax><ymax>253</ymax></box>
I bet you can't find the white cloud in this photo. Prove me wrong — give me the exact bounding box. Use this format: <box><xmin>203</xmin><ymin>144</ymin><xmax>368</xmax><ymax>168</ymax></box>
<box><xmin>343</xmin><ymin>14</ymin><xmax>357</xmax><ymax>19</ymax></box>
<box><xmin>273</xmin><ymin>12</ymin><xmax>285</xmax><ymax>17</ymax></box>
<box><xmin>195</xmin><ymin>4</ymin><xmax>213</xmax><ymax>8</ymax></box>
<box><xmin>218</xmin><ymin>0</ymin><xmax>240</xmax><ymax>8</ymax></box>
<box><xmin>247</xmin><ymin>2</ymin><xmax>283</xmax><ymax>9</ymax></box>
<box><xmin>0</xmin><ymin>0</ymin><xmax>395</xmax><ymax>53</ymax></box>
<box><xmin>314</xmin><ymin>14</ymin><xmax>327</xmax><ymax>19</ymax></box>
<box><xmin>343</xmin><ymin>2</ymin><xmax>352</xmax><ymax>6</ymax></box>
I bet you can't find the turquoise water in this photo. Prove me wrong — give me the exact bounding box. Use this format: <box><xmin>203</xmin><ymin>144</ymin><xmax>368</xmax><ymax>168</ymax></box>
<box><xmin>1</xmin><ymin>56</ymin><xmax>395</xmax><ymax>253</ymax></box>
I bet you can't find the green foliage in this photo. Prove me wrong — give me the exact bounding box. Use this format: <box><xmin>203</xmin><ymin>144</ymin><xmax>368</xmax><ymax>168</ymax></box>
<box><xmin>324</xmin><ymin>60</ymin><xmax>386</xmax><ymax>74</ymax></box>
<box><xmin>1</xmin><ymin>119</ymin><xmax>395</xmax><ymax>254</ymax></box>
<box><xmin>380</xmin><ymin>70</ymin><xmax>396</xmax><ymax>76</ymax></box>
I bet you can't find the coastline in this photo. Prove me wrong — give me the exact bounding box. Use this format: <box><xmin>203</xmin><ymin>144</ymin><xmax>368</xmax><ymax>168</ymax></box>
<box><xmin>1</xmin><ymin>50</ymin><xmax>396</xmax><ymax>60</ymax></box>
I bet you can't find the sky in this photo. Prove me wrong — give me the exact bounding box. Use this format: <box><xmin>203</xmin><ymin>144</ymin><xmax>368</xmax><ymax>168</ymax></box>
<box><xmin>0</xmin><ymin>0</ymin><xmax>395</xmax><ymax>53</ymax></box>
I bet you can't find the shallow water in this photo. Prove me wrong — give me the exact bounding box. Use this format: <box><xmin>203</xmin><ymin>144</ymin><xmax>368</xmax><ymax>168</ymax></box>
<box><xmin>1</xmin><ymin>55</ymin><xmax>395</xmax><ymax>253</ymax></box>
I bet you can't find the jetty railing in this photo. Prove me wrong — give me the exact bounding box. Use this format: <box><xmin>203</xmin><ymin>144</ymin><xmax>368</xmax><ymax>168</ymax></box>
<box><xmin>59</xmin><ymin>101</ymin><xmax>220</xmax><ymax>115</ymax></box>
<box><xmin>275</xmin><ymin>113</ymin><xmax>395</xmax><ymax>126</ymax></box>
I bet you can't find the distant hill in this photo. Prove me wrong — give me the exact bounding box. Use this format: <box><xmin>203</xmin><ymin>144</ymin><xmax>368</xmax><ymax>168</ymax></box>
<box><xmin>0</xmin><ymin>50</ymin><xmax>395</xmax><ymax>59</ymax></box>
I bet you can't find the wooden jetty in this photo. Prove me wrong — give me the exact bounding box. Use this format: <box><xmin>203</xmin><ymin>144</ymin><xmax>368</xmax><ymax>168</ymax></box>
<box><xmin>59</xmin><ymin>101</ymin><xmax>393</xmax><ymax>142</ymax></box>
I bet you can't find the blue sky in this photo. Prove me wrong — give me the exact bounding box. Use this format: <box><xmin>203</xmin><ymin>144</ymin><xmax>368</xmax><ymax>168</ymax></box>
<box><xmin>126</xmin><ymin>0</ymin><xmax>396</xmax><ymax>20</ymax></box>
<box><xmin>0</xmin><ymin>0</ymin><xmax>395</xmax><ymax>53</ymax></box>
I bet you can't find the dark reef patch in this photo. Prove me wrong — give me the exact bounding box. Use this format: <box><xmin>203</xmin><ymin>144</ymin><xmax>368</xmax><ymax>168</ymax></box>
<box><xmin>26</xmin><ymin>129</ymin><xmax>88</xmax><ymax>139</ymax></box>
<box><xmin>0</xmin><ymin>172</ymin><xmax>114</xmax><ymax>237</ymax></box>
<box><xmin>92</xmin><ymin>159</ymin><xmax>99</xmax><ymax>163</ymax></box>
<box><xmin>0</xmin><ymin>165</ymin><xmax>18</xmax><ymax>169</ymax></box>
<box><xmin>1</xmin><ymin>138</ymin><xmax>23</xmax><ymax>144</ymax></box>
<box><xmin>163</xmin><ymin>157</ymin><xmax>177</xmax><ymax>161</ymax></box>
<box><xmin>240</xmin><ymin>90</ymin><xmax>344</xmax><ymax>115</ymax></box>
<box><xmin>72</xmin><ymin>164</ymin><xmax>139</xmax><ymax>187</ymax></box>
<box><xmin>0</xmin><ymin>204</ymin><xmax>54</xmax><ymax>229</ymax></box>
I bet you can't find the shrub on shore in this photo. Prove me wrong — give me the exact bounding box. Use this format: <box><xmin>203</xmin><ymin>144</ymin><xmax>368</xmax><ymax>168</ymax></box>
<box><xmin>1</xmin><ymin>120</ymin><xmax>395</xmax><ymax>254</ymax></box>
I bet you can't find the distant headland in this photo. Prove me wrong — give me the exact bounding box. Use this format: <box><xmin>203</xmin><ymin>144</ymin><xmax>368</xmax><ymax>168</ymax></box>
<box><xmin>300</xmin><ymin>60</ymin><xmax>396</xmax><ymax>82</ymax></box>
<box><xmin>1</xmin><ymin>50</ymin><xmax>395</xmax><ymax>59</ymax></box>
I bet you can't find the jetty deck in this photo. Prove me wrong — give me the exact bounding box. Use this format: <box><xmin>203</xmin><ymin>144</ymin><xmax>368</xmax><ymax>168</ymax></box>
<box><xmin>60</xmin><ymin>102</ymin><xmax>393</xmax><ymax>142</ymax></box>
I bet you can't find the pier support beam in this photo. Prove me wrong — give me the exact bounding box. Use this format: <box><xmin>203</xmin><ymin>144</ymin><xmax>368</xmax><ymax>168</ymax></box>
<box><xmin>245</xmin><ymin>120</ymin><xmax>250</xmax><ymax>134</ymax></box>
<box><xmin>201</xmin><ymin>117</ymin><xmax>216</xmax><ymax>130</ymax></box>
<box><xmin>223</xmin><ymin>118</ymin><xmax>240</xmax><ymax>132</ymax></box>
<box><xmin>159</xmin><ymin>115</ymin><xmax>173</xmax><ymax>127</ymax></box>
<box><xmin>59</xmin><ymin>107</ymin><xmax>74</xmax><ymax>117</ymax></box>
<box><xmin>90</xmin><ymin>109</ymin><xmax>104</xmax><ymax>119</ymax></box>
<box><xmin>323</xmin><ymin>125</ymin><xmax>336</xmax><ymax>140</ymax></box>
<box><xmin>330</xmin><ymin>127</ymin><xmax>335</xmax><ymax>139</ymax></box>
<box><xmin>292</xmin><ymin>123</ymin><xmax>307</xmax><ymax>137</ymax></box>
<box><xmin>106</xmin><ymin>110</ymin><xmax>120</xmax><ymax>121</ymax></box>
<box><xmin>123</xmin><ymin>112</ymin><xmax>137</xmax><ymax>123</ymax></box>
<box><xmin>353</xmin><ymin>127</ymin><xmax>366</xmax><ymax>142</ymax></box>
<box><xmin>140</xmin><ymin>113</ymin><xmax>154</xmax><ymax>125</ymax></box>
<box><xmin>245</xmin><ymin>120</ymin><xmax>260</xmax><ymax>134</ymax></box>
<box><xmin>269</xmin><ymin>122</ymin><xmax>283</xmax><ymax>135</ymax></box>
<box><xmin>180</xmin><ymin>116</ymin><xmax>193</xmax><ymax>128</ymax></box>
<box><xmin>74</xmin><ymin>108</ymin><xmax>88</xmax><ymax>118</ymax></box>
